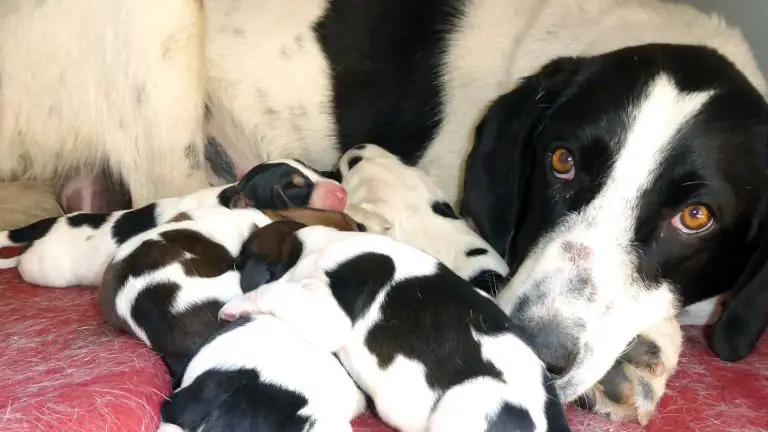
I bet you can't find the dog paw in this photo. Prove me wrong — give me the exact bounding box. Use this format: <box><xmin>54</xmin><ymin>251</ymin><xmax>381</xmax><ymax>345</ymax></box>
<box><xmin>344</xmin><ymin>203</ymin><xmax>392</xmax><ymax>234</ymax></box>
<box><xmin>575</xmin><ymin>318</ymin><xmax>683</xmax><ymax>425</ymax></box>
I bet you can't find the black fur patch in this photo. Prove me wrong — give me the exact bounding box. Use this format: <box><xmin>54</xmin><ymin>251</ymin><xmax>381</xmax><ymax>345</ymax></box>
<box><xmin>346</xmin><ymin>155</ymin><xmax>363</xmax><ymax>171</ymax></box>
<box><xmin>431</xmin><ymin>200</ymin><xmax>460</xmax><ymax>219</ymax></box>
<box><xmin>160</xmin><ymin>368</ymin><xmax>312</xmax><ymax>432</ymax></box>
<box><xmin>485</xmin><ymin>403</ymin><xmax>535</xmax><ymax>432</ymax></box>
<box><xmin>67</xmin><ymin>213</ymin><xmax>110</xmax><ymax>230</ymax></box>
<box><xmin>314</xmin><ymin>0</ymin><xmax>467</xmax><ymax>164</ymax></box>
<box><xmin>205</xmin><ymin>136</ymin><xmax>237</xmax><ymax>183</ymax></box>
<box><xmin>465</xmin><ymin>247</ymin><xmax>488</xmax><ymax>257</ymax></box>
<box><xmin>111</xmin><ymin>203</ymin><xmax>158</xmax><ymax>245</ymax></box>
<box><xmin>7</xmin><ymin>217</ymin><xmax>57</xmax><ymax>245</ymax></box>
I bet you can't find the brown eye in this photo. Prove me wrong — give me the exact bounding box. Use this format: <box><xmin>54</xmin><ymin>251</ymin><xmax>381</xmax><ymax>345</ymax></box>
<box><xmin>550</xmin><ymin>148</ymin><xmax>575</xmax><ymax>180</ymax></box>
<box><xmin>672</xmin><ymin>204</ymin><xmax>714</xmax><ymax>234</ymax></box>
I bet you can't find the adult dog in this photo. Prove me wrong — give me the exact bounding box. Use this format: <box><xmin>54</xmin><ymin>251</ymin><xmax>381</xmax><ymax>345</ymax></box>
<box><xmin>2</xmin><ymin>0</ymin><xmax>767</xmax><ymax>422</ymax></box>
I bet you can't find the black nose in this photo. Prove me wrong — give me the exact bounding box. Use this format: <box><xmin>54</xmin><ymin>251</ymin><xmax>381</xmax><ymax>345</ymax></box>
<box><xmin>531</xmin><ymin>322</ymin><xmax>578</xmax><ymax>377</ymax></box>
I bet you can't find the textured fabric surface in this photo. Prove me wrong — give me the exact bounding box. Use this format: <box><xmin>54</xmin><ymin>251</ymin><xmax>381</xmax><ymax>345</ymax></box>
<box><xmin>1</xmin><ymin>255</ymin><xmax>766</xmax><ymax>431</ymax></box>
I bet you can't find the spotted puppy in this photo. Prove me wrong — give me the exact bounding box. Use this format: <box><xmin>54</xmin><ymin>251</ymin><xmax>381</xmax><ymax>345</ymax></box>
<box><xmin>157</xmin><ymin>314</ymin><xmax>367</xmax><ymax>432</ymax></box>
<box><xmin>0</xmin><ymin>159</ymin><xmax>345</xmax><ymax>288</ymax></box>
<box><xmin>219</xmin><ymin>225</ymin><xmax>571</xmax><ymax>432</ymax></box>
<box><xmin>336</xmin><ymin>144</ymin><xmax>509</xmax><ymax>296</ymax></box>
<box><xmin>99</xmin><ymin>206</ymin><xmax>362</xmax><ymax>383</ymax></box>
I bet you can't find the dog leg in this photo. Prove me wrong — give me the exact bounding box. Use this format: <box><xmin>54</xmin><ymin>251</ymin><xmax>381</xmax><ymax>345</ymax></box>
<box><xmin>575</xmin><ymin>317</ymin><xmax>683</xmax><ymax>425</ymax></box>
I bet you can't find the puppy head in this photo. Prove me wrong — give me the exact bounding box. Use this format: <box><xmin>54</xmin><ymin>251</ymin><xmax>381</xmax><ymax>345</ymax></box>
<box><xmin>461</xmin><ymin>45</ymin><xmax>768</xmax><ymax>399</ymax></box>
<box><xmin>233</xmin><ymin>159</ymin><xmax>347</xmax><ymax>211</ymax></box>
<box><xmin>338</xmin><ymin>144</ymin><xmax>509</xmax><ymax>288</ymax></box>
<box><xmin>237</xmin><ymin>209</ymin><xmax>365</xmax><ymax>291</ymax></box>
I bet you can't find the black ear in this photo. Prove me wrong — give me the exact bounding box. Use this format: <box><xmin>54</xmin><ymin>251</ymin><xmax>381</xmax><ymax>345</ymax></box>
<box><xmin>710</xmin><ymin>208</ymin><xmax>768</xmax><ymax>362</ymax></box>
<box><xmin>460</xmin><ymin>57</ymin><xmax>582</xmax><ymax>256</ymax></box>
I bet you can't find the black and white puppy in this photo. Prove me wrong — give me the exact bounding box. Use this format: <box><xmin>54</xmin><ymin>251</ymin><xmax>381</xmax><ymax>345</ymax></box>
<box><xmin>336</xmin><ymin>144</ymin><xmax>510</xmax><ymax>296</ymax></box>
<box><xmin>0</xmin><ymin>160</ymin><xmax>344</xmax><ymax>287</ymax></box>
<box><xmin>219</xmin><ymin>225</ymin><xmax>571</xmax><ymax>432</ymax></box>
<box><xmin>99</xmin><ymin>206</ymin><xmax>362</xmax><ymax>383</ymax></box>
<box><xmin>157</xmin><ymin>315</ymin><xmax>367</xmax><ymax>432</ymax></box>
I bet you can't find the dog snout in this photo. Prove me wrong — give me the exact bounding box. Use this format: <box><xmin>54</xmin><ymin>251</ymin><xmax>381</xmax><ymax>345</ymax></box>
<box><xmin>309</xmin><ymin>181</ymin><xmax>348</xmax><ymax>211</ymax></box>
<box><xmin>529</xmin><ymin>321</ymin><xmax>579</xmax><ymax>377</ymax></box>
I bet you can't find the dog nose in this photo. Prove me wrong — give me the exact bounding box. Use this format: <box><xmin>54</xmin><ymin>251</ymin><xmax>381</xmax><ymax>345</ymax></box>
<box><xmin>308</xmin><ymin>182</ymin><xmax>348</xmax><ymax>211</ymax></box>
<box><xmin>530</xmin><ymin>321</ymin><xmax>578</xmax><ymax>377</ymax></box>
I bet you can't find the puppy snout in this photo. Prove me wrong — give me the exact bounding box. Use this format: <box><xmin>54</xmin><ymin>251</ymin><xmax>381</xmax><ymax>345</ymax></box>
<box><xmin>309</xmin><ymin>182</ymin><xmax>348</xmax><ymax>212</ymax></box>
<box><xmin>530</xmin><ymin>322</ymin><xmax>579</xmax><ymax>377</ymax></box>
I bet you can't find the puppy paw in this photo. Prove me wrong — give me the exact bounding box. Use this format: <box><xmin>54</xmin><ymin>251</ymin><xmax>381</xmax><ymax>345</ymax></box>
<box><xmin>218</xmin><ymin>297</ymin><xmax>258</xmax><ymax>322</ymax></box>
<box><xmin>576</xmin><ymin>318</ymin><xmax>683</xmax><ymax>425</ymax></box>
<box><xmin>345</xmin><ymin>203</ymin><xmax>391</xmax><ymax>234</ymax></box>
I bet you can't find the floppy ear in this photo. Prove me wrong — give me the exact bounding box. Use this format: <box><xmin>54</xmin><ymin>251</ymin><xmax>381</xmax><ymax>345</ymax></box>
<box><xmin>266</xmin><ymin>208</ymin><xmax>363</xmax><ymax>232</ymax></box>
<box><xmin>460</xmin><ymin>57</ymin><xmax>582</xmax><ymax>256</ymax></box>
<box><xmin>236</xmin><ymin>220</ymin><xmax>307</xmax><ymax>292</ymax></box>
<box><xmin>709</xmin><ymin>207</ymin><xmax>768</xmax><ymax>362</ymax></box>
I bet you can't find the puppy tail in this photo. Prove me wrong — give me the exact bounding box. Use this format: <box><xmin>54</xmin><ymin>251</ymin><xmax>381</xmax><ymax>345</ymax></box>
<box><xmin>0</xmin><ymin>257</ymin><xmax>19</xmax><ymax>269</ymax></box>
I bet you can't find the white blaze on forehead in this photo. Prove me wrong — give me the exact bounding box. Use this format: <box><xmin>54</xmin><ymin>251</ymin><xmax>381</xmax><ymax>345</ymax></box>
<box><xmin>582</xmin><ymin>74</ymin><xmax>715</xmax><ymax>239</ymax></box>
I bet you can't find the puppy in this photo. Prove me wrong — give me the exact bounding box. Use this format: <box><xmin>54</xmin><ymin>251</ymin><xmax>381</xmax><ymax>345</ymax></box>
<box><xmin>0</xmin><ymin>159</ymin><xmax>345</xmax><ymax>288</ymax></box>
<box><xmin>219</xmin><ymin>225</ymin><xmax>571</xmax><ymax>432</ymax></box>
<box><xmin>99</xmin><ymin>207</ymin><xmax>362</xmax><ymax>384</ymax></box>
<box><xmin>336</xmin><ymin>144</ymin><xmax>510</xmax><ymax>296</ymax></box>
<box><xmin>157</xmin><ymin>314</ymin><xmax>367</xmax><ymax>432</ymax></box>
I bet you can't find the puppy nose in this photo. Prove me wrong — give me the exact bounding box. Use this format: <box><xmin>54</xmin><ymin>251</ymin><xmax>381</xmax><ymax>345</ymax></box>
<box><xmin>531</xmin><ymin>322</ymin><xmax>578</xmax><ymax>377</ymax></box>
<box><xmin>308</xmin><ymin>182</ymin><xmax>348</xmax><ymax>211</ymax></box>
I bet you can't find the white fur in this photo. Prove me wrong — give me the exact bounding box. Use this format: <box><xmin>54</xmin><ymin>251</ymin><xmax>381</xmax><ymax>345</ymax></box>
<box><xmin>496</xmin><ymin>75</ymin><xmax>702</xmax><ymax>402</ymax></box>
<box><xmin>338</xmin><ymin>144</ymin><xmax>509</xmax><ymax>288</ymax></box>
<box><xmin>0</xmin><ymin>184</ymin><xmax>232</xmax><ymax>288</ymax></box>
<box><xmin>112</xmin><ymin>206</ymin><xmax>273</xmax><ymax>344</ymax></box>
<box><xmin>160</xmin><ymin>314</ymin><xmax>366</xmax><ymax>432</ymax></box>
<box><xmin>219</xmin><ymin>226</ymin><xmax>554</xmax><ymax>432</ymax></box>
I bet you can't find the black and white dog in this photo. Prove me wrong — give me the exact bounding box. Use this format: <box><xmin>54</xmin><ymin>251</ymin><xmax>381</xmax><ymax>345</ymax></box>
<box><xmin>3</xmin><ymin>0</ymin><xmax>768</xmax><ymax>423</ymax></box>
<box><xmin>219</xmin><ymin>224</ymin><xmax>571</xmax><ymax>432</ymax></box>
<box><xmin>0</xmin><ymin>160</ymin><xmax>344</xmax><ymax>287</ymax></box>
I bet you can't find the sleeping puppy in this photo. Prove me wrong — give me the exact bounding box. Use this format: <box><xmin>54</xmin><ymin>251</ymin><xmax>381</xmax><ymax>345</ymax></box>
<box><xmin>99</xmin><ymin>206</ymin><xmax>362</xmax><ymax>384</ymax></box>
<box><xmin>336</xmin><ymin>144</ymin><xmax>510</xmax><ymax>296</ymax></box>
<box><xmin>219</xmin><ymin>225</ymin><xmax>571</xmax><ymax>432</ymax></box>
<box><xmin>0</xmin><ymin>159</ymin><xmax>345</xmax><ymax>288</ymax></box>
<box><xmin>157</xmin><ymin>314</ymin><xmax>367</xmax><ymax>432</ymax></box>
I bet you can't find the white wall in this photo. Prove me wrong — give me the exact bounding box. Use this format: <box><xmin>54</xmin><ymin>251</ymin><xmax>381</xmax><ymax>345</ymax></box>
<box><xmin>674</xmin><ymin>0</ymin><xmax>768</xmax><ymax>77</ymax></box>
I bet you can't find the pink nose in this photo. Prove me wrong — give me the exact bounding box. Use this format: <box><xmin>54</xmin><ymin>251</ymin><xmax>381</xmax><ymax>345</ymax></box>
<box><xmin>308</xmin><ymin>182</ymin><xmax>348</xmax><ymax>211</ymax></box>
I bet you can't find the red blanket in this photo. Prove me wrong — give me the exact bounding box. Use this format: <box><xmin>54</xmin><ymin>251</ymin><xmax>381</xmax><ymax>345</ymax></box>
<box><xmin>1</xmin><ymin>266</ymin><xmax>766</xmax><ymax>431</ymax></box>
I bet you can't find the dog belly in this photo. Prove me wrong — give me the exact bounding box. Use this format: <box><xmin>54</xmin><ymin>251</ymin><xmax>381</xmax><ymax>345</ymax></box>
<box><xmin>203</xmin><ymin>0</ymin><xmax>341</xmax><ymax>176</ymax></box>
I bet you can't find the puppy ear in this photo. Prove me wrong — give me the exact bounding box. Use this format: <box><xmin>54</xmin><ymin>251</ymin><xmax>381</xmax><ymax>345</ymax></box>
<box><xmin>460</xmin><ymin>57</ymin><xmax>583</xmax><ymax>256</ymax></box>
<box><xmin>710</xmin><ymin>216</ymin><xmax>768</xmax><ymax>362</ymax></box>
<box><xmin>236</xmin><ymin>220</ymin><xmax>306</xmax><ymax>292</ymax></box>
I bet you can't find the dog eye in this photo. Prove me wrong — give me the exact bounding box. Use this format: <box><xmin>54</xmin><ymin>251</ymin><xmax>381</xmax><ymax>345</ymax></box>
<box><xmin>671</xmin><ymin>204</ymin><xmax>715</xmax><ymax>234</ymax></box>
<box><xmin>550</xmin><ymin>148</ymin><xmax>575</xmax><ymax>180</ymax></box>
<box><xmin>290</xmin><ymin>174</ymin><xmax>307</xmax><ymax>188</ymax></box>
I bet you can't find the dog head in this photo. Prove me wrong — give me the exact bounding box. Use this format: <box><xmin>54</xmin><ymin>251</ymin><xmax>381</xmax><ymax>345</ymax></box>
<box><xmin>338</xmin><ymin>144</ymin><xmax>510</xmax><ymax>295</ymax></box>
<box><xmin>232</xmin><ymin>159</ymin><xmax>348</xmax><ymax>211</ymax></box>
<box><xmin>461</xmin><ymin>44</ymin><xmax>768</xmax><ymax>399</ymax></box>
<box><xmin>236</xmin><ymin>208</ymin><xmax>365</xmax><ymax>291</ymax></box>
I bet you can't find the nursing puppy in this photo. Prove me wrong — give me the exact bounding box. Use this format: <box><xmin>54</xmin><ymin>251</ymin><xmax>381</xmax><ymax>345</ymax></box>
<box><xmin>157</xmin><ymin>314</ymin><xmax>367</xmax><ymax>432</ymax></box>
<box><xmin>0</xmin><ymin>159</ymin><xmax>345</xmax><ymax>288</ymax></box>
<box><xmin>99</xmin><ymin>206</ymin><xmax>361</xmax><ymax>383</ymax></box>
<box><xmin>219</xmin><ymin>225</ymin><xmax>571</xmax><ymax>432</ymax></box>
<box><xmin>336</xmin><ymin>144</ymin><xmax>509</xmax><ymax>296</ymax></box>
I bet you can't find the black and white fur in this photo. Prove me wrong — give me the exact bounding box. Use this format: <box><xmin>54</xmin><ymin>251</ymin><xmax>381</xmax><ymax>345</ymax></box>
<box><xmin>219</xmin><ymin>226</ymin><xmax>571</xmax><ymax>432</ymax></box>
<box><xmin>3</xmin><ymin>0</ymin><xmax>768</xmax><ymax>420</ymax></box>
<box><xmin>157</xmin><ymin>314</ymin><xmax>367</xmax><ymax>432</ymax></box>
<box><xmin>336</xmin><ymin>143</ymin><xmax>509</xmax><ymax>296</ymax></box>
<box><xmin>0</xmin><ymin>159</ymin><xmax>337</xmax><ymax>287</ymax></box>
<box><xmin>98</xmin><ymin>206</ymin><xmax>275</xmax><ymax>382</ymax></box>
